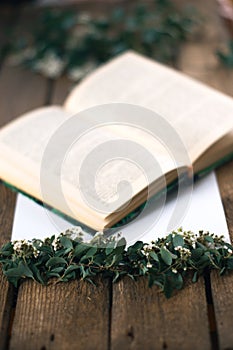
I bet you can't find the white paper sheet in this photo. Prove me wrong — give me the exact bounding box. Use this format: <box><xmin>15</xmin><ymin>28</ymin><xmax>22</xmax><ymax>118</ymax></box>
<box><xmin>12</xmin><ymin>172</ymin><xmax>230</xmax><ymax>244</ymax></box>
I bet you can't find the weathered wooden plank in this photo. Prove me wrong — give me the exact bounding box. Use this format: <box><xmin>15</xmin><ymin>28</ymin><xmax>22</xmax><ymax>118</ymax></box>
<box><xmin>211</xmin><ymin>162</ymin><xmax>233</xmax><ymax>350</ymax></box>
<box><xmin>9</xmin><ymin>73</ymin><xmax>110</xmax><ymax>349</ymax></box>
<box><xmin>177</xmin><ymin>0</ymin><xmax>233</xmax><ymax>349</ymax></box>
<box><xmin>0</xmin><ymin>13</ymin><xmax>49</xmax><ymax>345</ymax></box>
<box><xmin>111</xmin><ymin>0</ymin><xmax>223</xmax><ymax>348</ymax></box>
<box><xmin>0</xmin><ymin>184</ymin><xmax>16</xmax><ymax>350</ymax></box>
<box><xmin>111</xmin><ymin>276</ymin><xmax>210</xmax><ymax>350</ymax></box>
<box><xmin>111</xmin><ymin>0</ymin><xmax>233</xmax><ymax>348</ymax></box>
<box><xmin>51</xmin><ymin>76</ymin><xmax>73</xmax><ymax>105</ymax></box>
<box><xmin>10</xmin><ymin>278</ymin><xmax>110</xmax><ymax>350</ymax></box>
<box><xmin>177</xmin><ymin>0</ymin><xmax>233</xmax><ymax>97</ymax></box>
<box><xmin>0</xmin><ymin>66</ymin><xmax>47</xmax><ymax>349</ymax></box>
<box><xmin>0</xmin><ymin>6</ymin><xmax>19</xmax><ymax>68</ymax></box>
<box><xmin>0</xmin><ymin>66</ymin><xmax>47</xmax><ymax>127</ymax></box>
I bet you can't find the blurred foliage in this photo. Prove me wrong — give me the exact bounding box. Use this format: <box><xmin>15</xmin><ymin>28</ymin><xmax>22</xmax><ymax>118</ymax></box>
<box><xmin>7</xmin><ymin>0</ymin><xmax>197</xmax><ymax>80</ymax></box>
<box><xmin>217</xmin><ymin>40</ymin><xmax>233</xmax><ymax>68</ymax></box>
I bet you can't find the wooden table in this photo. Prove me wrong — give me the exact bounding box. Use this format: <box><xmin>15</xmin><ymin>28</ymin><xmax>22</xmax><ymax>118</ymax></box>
<box><xmin>0</xmin><ymin>1</ymin><xmax>233</xmax><ymax>349</ymax></box>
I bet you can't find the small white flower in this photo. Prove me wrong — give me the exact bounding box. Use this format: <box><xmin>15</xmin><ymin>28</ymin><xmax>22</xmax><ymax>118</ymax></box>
<box><xmin>33</xmin><ymin>250</ymin><xmax>40</xmax><ymax>258</ymax></box>
<box><xmin>143</xmin><ymin>244</ymin><xmax>153</xmax><ymax>252</ymax></box>
<box><xmin>172</xmin><ymin>268</ymin><xmax>178</xmax><ymax>274</ymax></box>
<box><xmin>94</xmin><ymin>231</ymin><xmax>104</xmax><ymax>238</ymax></box>
<box><xmin>13</xmin><ymin>241</ymin><xmax>22</xmax><ymax>251</ymax></box>
<box><xmin>78</xmin><ymin>12</ymin><xmax>91</xmax><ymax>24</ymax></box>
<box><xmin>68</xmin><ymin>62</ymin><xmax>96</xmax><ymax>81</ymax></box>
<box><xmin>34</xmin><ymin>52</ymin><xmax>65</xmax><ymax>78</ymax></box>
<box><xmin>52</xmin><ymin>238</ymin><xmax>60</xmax><ymax>251</ymax></box>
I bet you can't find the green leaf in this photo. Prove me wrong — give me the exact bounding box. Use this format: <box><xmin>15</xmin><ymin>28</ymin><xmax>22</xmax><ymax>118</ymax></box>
<box><xmin>80</xmin><ymin>246</ymin><xmax>98</xmax><ymax>262</ymax></box>
<box><xmin>74</xmin><ymin>243</ymin><xmax>89</xmax><ymax>258</ymax></box>
<box><xmin>204</xmin><ymin>236</ymin><xmax>214</xmax><ymax>243</ymax></box>
<box><xmin>30</xmin><ymin>264</ymin><xmax>45</xmax><ymax>284</ymax></box>
<box><xmin>173</xmin><ymin>235</ymin><xmax>184</xmax><ymax>247</ymax></box>
<box><xmin>227</xmin><ymin>257</ymin><xmax>233</xmax><ymax>270</ymax></box>
<box><xmin>113</xmin><ymin>271</ymin><xmax>120</xmax><ymax>283</ymax></box>
<box><xmin>4</xmin><ymin>261</ymin><xmax>34</xmax><ymax>281</ymax></box>
<box><xmin>0</xmin><ymin>242</ymin><xmax>13</xmax><ymax>255</ymax></box>
<box><xmin>160</xmin><ymin>247</ymin><xmax>173</xmax><ymax>266</ymax></box>
<box><xmin>105</xmin><ymin>241</ymin><xmax>116</xmax><ymax>255</ymax></box>
<box><xmin>149</xmin><ymin>251</ymin><xmax>159</xmax><ymax>262</ymax></box>
<box><xmin>192</xmin><ymin>271</ymin><xmax>198</xmax><ymax>283</ymax></box>
<box><xmin>59</xmin><ymin>236</ymin><xmax>73</xmax><ymax>250</ymax></box>
<box><xmin>172</xmin><ymin>273</ymin><xmax>183</xmax><ymax>290</ymax></box>
<box><xmin>105</xmin><ymin>253</ymin><xmax>122</xmax><ymax>268</ymax></box>
<box><xmin>128</xmin><ymin>241</ymin><xmax>144</xmax><ymax>254</ymax></box>
<box><xmin>46</xmin><ymin>257</ymin><xmax>67</xmax><ymax>268</ymax></box>
<box><xmin>63</xmin><ymin>264</ymin><xmax>80</xmax><ymax>276</ymax></box>
<box><xmin>50</xmin><ymin>266</ymin><xmax>65</xmax><ymax>274</ymax></box>
<box><xmin>220</xmin><ymin>267</ymin><xmax>226</xmax><ymax>276</ymax></box>
<box><xmin>163</xmin><ymin>275</ymin><xmax>174</xmax><ymax>298</ymax></box>
<box><xmin>191</xmin><ymin>248</ymin><xmax>204</xmax><ymax>261</ymax></box>
<box><xmin>116</xmin><ymin>237</ymin><xmax>126</xmax><ymax>251</ymax></box>
<box><xmin>39</xmin><ymin>245</ymin><xmax>53</xmax><ymax>254</ymax></box>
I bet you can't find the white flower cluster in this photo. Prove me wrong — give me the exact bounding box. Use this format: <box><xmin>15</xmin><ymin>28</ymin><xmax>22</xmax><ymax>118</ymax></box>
<box><xmin>90</xmin><ymin>231</ymin><xmax>109</xmax><ymax>245</ymax></box>
<box><xmin>142</xmin><ymin>244</ymin><xmax>157</xmax><ymax>268</ymax></box>
<box><xmin>174</xmin><ymin>246</ymin><xmax>191</xmax><ymax>260</ymax></box>
<box><xmin>172</xmin><ymin>229</ymin><xmax>197</xmax><ymax>248</ymax></box>
<box><xmin>224</xmin><ymin>245</ymin><xmax>233</xmax><ymax>254</ymax></box>
<box><xmin>13</xmin><ymin>240</ymin><xmax>40</xmax><ymax>258</ymax></box>
<box><xmin>51</xmin><ymin>226</ymin><xmax>85</xmax><ymax>251</ymax></box>
<box><xmin>34</xmin><ymin>52</ymin><xmax>65</xmax><ymax>78</ymax></box>
<box><xmin>63</xmin><ymin>226</ymin><xmax>84</xmax><ymax>241</ymax></box>
<box><xmin>51</xmin><ymin>238</ymin><xmax>61</xmax><ymax>252</ymax></box>
<box><xmin>142</xmin><ymin>243</ymin><xmax>154</xmax><ymax>257</ymax></box>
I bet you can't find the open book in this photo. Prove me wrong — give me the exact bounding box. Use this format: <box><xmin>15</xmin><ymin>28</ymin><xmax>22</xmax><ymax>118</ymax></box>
<box><xmin>0</xmin><ymin>51</ymin><xmax>233</xmax><ymax>230</ymax></box>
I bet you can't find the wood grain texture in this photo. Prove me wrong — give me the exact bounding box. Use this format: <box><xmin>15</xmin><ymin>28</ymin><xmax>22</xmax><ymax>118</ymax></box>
<box><xmin>0</xmin><ymin>7</ymin><xmax>19</xmax><ymax>68</ymax></box>
<box><xmin>0</xmin><ymin>25</ymin><xmax>53</xmax><ymax>346</ymax></box>
<box><xmin>0</xmin><ymin>66</ymin><xmax>47</xmax><ymax>127</ymax></box>
<box><xmin>52</xmin><ymin>76</ymin><xmax>73</xmax><ymax>105</ymax></box>
<box><xmin>177</xmin><ymin>0</ymin><xmax>233</xmax><ymax>97</ymax></box>
<box><xmin>0</xmin><ymin>183</ymin><xmax>16</xmax><ymax>350</ymax></box>
<box><xmin>9</xmin><ymin>74</ymin><xmax>111</xmax><ymax>350</ymax></box>
<box><xmin>10</xmin><ymin>278</ymin><xmax>110</xmax><ymax>350</ymax></box>
<box><xmin>111</xmin><ymin>276</ymin><xmax>211</xmax><ymax>350</ymax></box>
<box><xmin>106</xmin><ymin>2</ymin><xmax>227</xmax><ymax>349</ymax></box>
<box><xmin>177</xmin><ymin>0</ymin><xmax>233</xmax><ymax>348</ymax></box>
<box><xmin>210</xmin><ymin>161</ymin><xmax>233</xmax><ymax>350</ymax></box>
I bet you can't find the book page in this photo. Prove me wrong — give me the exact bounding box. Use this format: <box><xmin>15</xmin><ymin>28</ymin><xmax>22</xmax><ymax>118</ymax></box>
<box><xmin>0</xmin><ymin>105</ymin><xmax>179</xmax><ymax>229</ymax></box>
<box><xmin>65</xmin><ymin>52</ymin><xmax>233</xmax><ymax>163</ymax></box>
<box><xmin>0</xmin><ymin>106</ymin><xmax>72</xmax><ymax>163</ymax></box>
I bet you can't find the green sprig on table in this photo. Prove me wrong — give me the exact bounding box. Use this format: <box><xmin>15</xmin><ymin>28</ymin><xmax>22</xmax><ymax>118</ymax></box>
<box><xmin>217</xmin><ymin>40</ymin><xmax>233</xmax><ymax>68</ymax></box>
<box><xmin>0</xmin><ymin>228</ymin><xmax>233</xmax><ymax>298</ymax></box>
<box><xmin>7</xmin><ymin>0</ymin><xmax>197</xmax><ymax>80</ymax></box>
